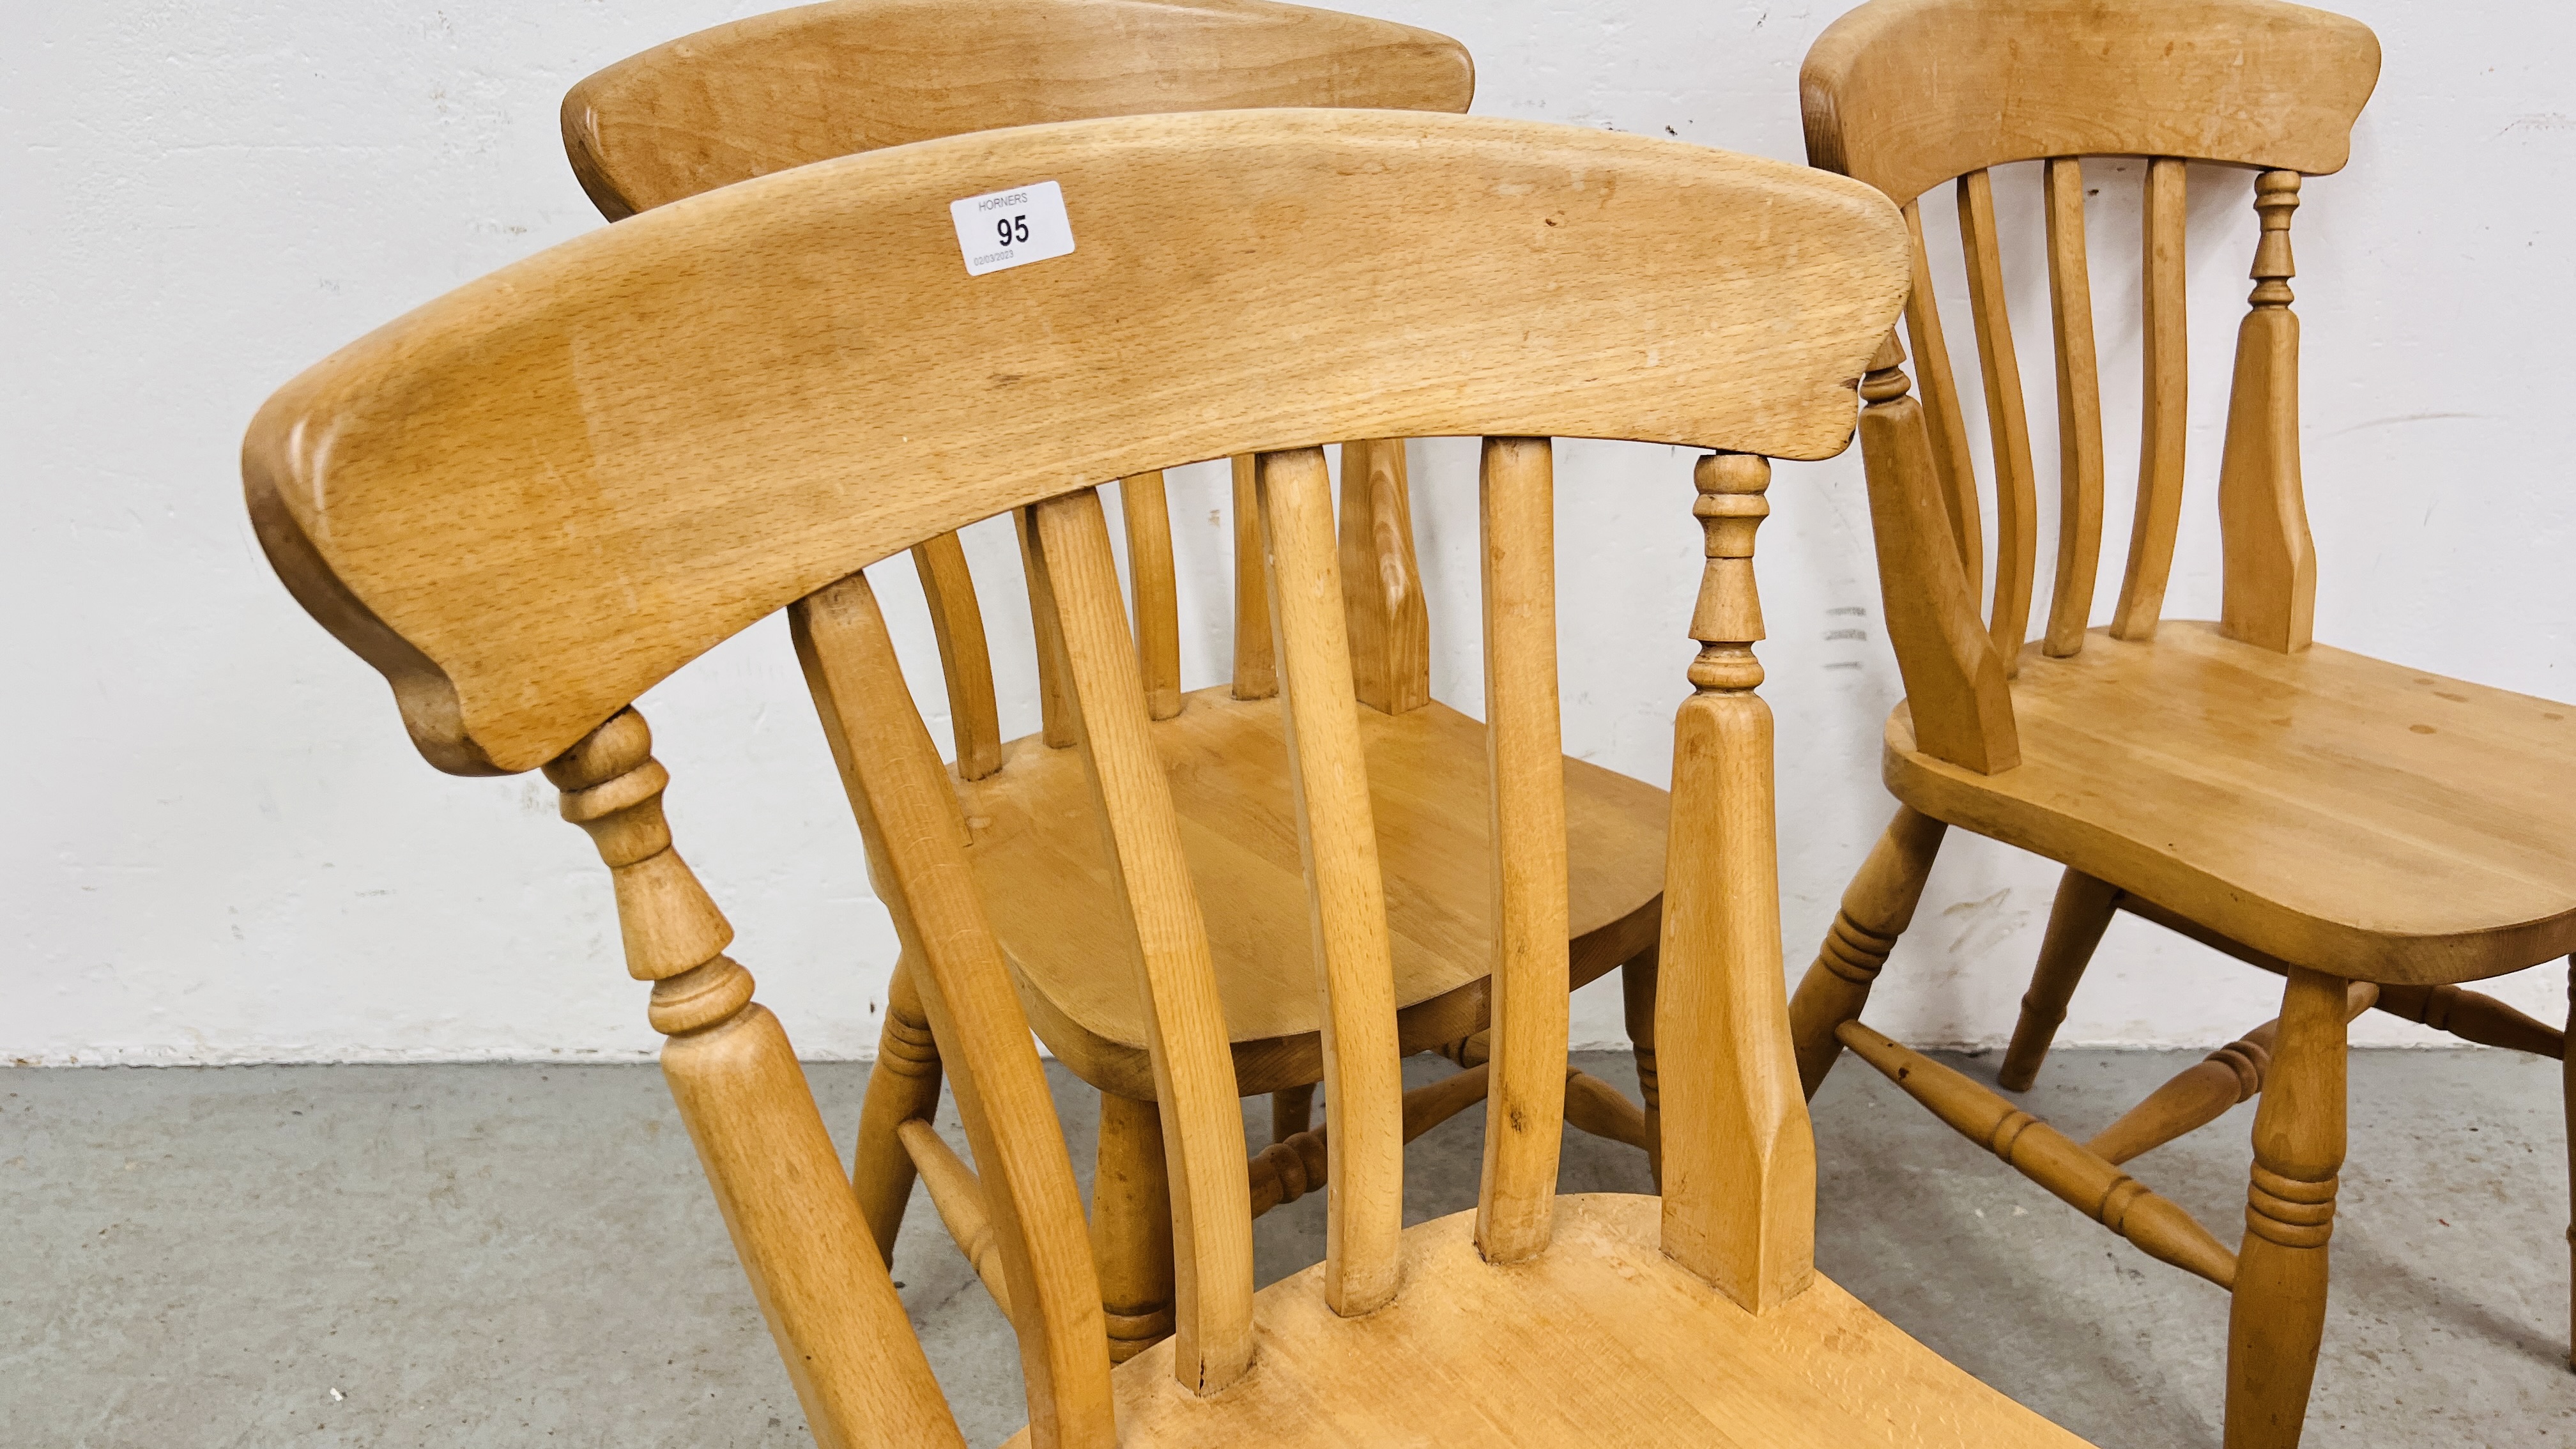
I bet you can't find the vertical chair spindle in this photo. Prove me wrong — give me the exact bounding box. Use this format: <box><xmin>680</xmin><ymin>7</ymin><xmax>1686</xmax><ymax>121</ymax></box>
<box><xmin>1121</xmin><ymin>471</ymin><xmax>1184</xmax><ymax>719</ymax></box>
<box><xmin>1232</xmin><ymin>456</ymin><xmax>1278</xmax><ymax>700</ymax></box>
<box><xmin>910</xmin><ymin>533</ymin><xmax>1004</xmax><ymax>779</ymax></box>
<box><xmin>1474</xmin><ymin>436</ymin><xmax>1572</xmax><ymax>1263</ymax></box>
<box><xmin>2043</xmin><ymin>157</ymin><xmax>2106</xmax><ymax>657</ymax></box>
<box><xmin>794</xmin><ymin>574</ymin><xmax>1117</xmax><ymax>1447</ymax></box>
<box><xmin>1657</xmin><ymin>451</ymin><xmax>1814</xmax><ymax>1312</ymax></box>
<box><xmin>2218</xmin><ymin>170</ymin><xmax>2317</xmax><ymax>654</ymax></box>
<box><xmin>1901</xmin><ymin>199</ymin><xmax>1986</xmax><ymax>600</ymax></box>
<box><xmin>2112</xmin><ymin>157</ymin><xmax>2189</xmax><ymax>640</ymax></box>
<box><xmin>1029</xmin><ymin>488</ymin><xmax>1257</xmax><ymax>1395</ymax></box>
<box><xmin>1338</xmin><ymin>439</ymin><xmax>1432</xmax><ymax>715</ymax></box>
<box><xmin>1255</xmin><ymin>446</ymin><xmax>1407</xmax><ymax>1314</ymax></box>
<box><xmin>1957</xmin><ymin>168</ymin><xmax>2040</xmax><ymax>673</ymax></box>
<box><xmin>548</xmin><ymin>707</ymin><xmax>967</xmax><ymax>1449</ymax></box>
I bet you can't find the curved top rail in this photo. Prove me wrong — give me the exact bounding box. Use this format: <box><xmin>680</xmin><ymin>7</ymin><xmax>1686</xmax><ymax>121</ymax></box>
<box><xmin>1802</xmin><ymin>0</ymin><xmax>2379</xmax><ymax>204</ymax></box>
<box><xmin>244</xmin><ymin>109</ymin><xmax>1909</xmax><ymax>776</ymax></box>
<box><xmin>564</xmin><ymin>0</ymin><xmax>1475</xmax><ymax>219</ymax></box>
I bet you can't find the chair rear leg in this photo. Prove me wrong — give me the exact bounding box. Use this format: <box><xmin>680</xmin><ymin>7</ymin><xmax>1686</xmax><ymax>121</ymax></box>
<box><xmin>2564</xmin><ymin>957</ymin><xmax>2573</xmax><ymax>1368</ymax></box>
<box><xmin>1621</xmin><ymin>946</ymin><xmax>1661</xmax><ymax>1190</ymax></box>
<box><xmin>1788</xmin><ymin>805</ymin><xmax>1948</xmax><ymax>1098</ymax></box>
<box><xmin>852</xmin><ymin>951</ymin><xmax>944</xmax><ymax>1265</ymax></box>
<box><xmin>1091</xmin><ymin>1091</ymin><xmax>1177</xmax><ymax>1363</ymax></box>
<box><xmin>2225</xmin><ymin>965</ymin><xmax>2348</xmax><ymax>1449</ymax></box>
<box><xmin>1997</xmin><ymin>869</ymin><xmax>2121</xmax><ymax>1092</ymax></box>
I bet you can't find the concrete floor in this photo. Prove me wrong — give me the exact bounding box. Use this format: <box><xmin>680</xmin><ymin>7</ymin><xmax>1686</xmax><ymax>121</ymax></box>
<box><xmin>4</xmin><ymin>1048</ymin><xmax>2570</xmax><ymax>1447</ymax></box>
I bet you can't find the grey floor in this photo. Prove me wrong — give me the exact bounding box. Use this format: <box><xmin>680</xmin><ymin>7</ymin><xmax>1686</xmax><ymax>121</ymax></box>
<box><xmin>4</xmin><ymin>1048</ymin><xmax>2570</xmax><ymax>1447</ymax></box>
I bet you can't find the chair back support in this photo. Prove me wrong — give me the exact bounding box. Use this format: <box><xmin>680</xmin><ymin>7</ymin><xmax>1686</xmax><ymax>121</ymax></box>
<box><xmin>246</xmin><ymin>111</ymin><xmax>1910</xmax><ymax>1447</ymax></box>
<box><xmin>565</xmin><ymin>0</ymin><xmax>1475</xmax><ymax>769</ymax></box>
<box><xmin>1802</xmin><ymin>0</ymin><xmax>2378</xmax><ymax>773</ymax></box>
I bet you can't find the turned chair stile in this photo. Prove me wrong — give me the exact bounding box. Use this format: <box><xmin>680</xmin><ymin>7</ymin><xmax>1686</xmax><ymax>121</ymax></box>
<box><xmin>562</xmin><ymin>3</ymin><xmax>1680</xmax><ymax>1365</ymax></box>
<box><xmin>1793</xmin><ymin>3</ymin><xmax>2576</xmax><ymax>1446</ymax></box>
<box><xmin>247</xmin><ymin>105</ymin><xmax>2096</xmax><ymax>1448</ymax></box>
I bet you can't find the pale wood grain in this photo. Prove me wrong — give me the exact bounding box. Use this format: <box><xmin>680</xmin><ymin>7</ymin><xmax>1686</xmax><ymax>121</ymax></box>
<box><xmin>909</xmin><ymin>533</ymin><xmax>1004</xmax><ymax>778</ymax></box>
<box><xmin>1089</xmin><ymin>1093</ymin><xmax>1177</xmax><ymax>1365</ymax></box>
<box><xmin>564</xmin><ymin>0</ymin><xmax>1474</xmax><ymax>220</ymax></box>
<box><xmin>246</xmin><ymin>111</ymin><xmax>1909</xmax><ymax>774</ymax></box>
<box><xmin>1956</xmin><ymin>169</ymin><xmax>2038</xmax><ymax>673</ymax></box>
<box><xmin>1900</xmin><ymin>201</ymin><xmax>1985</xmax><ymax>600</ymax></box>
<box><xmin>1801</xmin><ymin>0</ymin><xmax>2380</xmax><ymax>206</ymax></box>
<box><xmin>1229</xmin><ymin>455</ymin><xmax>1278</xmax><ymax>701</ymax></box>
<box><xmin>900</xmin><ymin>1117</ymin><xmax>1015</xmax><ymax>1315</ymax></box>
<box><xmin>1788</xmin><ymin>804</ymin><xmax>1951</xmax><ymax>1099</ymax></box>
<box><xmin>2085</xmin><ymin>980</ymin><xmax>2375</xmax><ymax>1169</ymax></box>
<box><xmin>1254</xmin><ymin>445</ymin><xmax>1405</xmax><ymax>1314</ymax></box>
<box><xmin>2041</xmin><ymin>157</ymin><xmax>2105</xmax><ymax>657</ymax></box>
<box><xmin>1338</xmin><ymin>438</ymin><xmax>1431</xmax><ymax>714</ymax></box>
<box><xmin>546</xmin><ymin>709</ymin><xmax>969</xmax><ymax>1449</ymax></box>
<box><xmin>2218</xmin><ymin>171</ymin><xmax>2317</xmax><ymax>654</ymax></box>
<box><xmin>1997</xmin><ymin>868</ymin><xmax>2119</xmax><ymax>1092</ymax></box>
<box><xmin>1473</xmin><ymin>437</ymin><xmax>1571</xmax><ymax>1264</ymax></box>
<box><xmin>1658</xmin><ymin>452</ymin><xmax>1813</xmax><ymax>1312</ymax></box>
<box><xmin>791</xmin><ymin>574</ymin><xmax>1114</xmax><ymax>1444</ymax></box>
<box><xmin>2111</xmin><ymin>157</ymin><xmax>2190</xmax><ymax>641</ymax></box>
<box><xmin>1119</xmin><ymin>471</ymin><xmax>1184</xmax><ymax>719</ymax></box>
<box><xmin>850</xmin><ymin>953</ymin><xmax>942</xmax><ymax>1261</ymax></box>
<box><xmin>1006</xmin><ymin>1195</ymin><xmax>2087</xmax><ymax>1449</ymax></box>
<box><xmin>2225</xmin><ymin>965</ymin><xmax>2347</xmax><ymax>1449</ymax></box>
<box><xmin>1028</xmin><ymin>490</ymin><xmax>1255</xmax><ymax>1393</ymax></box>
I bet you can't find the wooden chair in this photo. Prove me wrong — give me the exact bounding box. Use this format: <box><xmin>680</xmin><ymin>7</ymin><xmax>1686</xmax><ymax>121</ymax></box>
<box><xmin>561</xmin><ymin>0</ymin><xmax>1672</xmax><ymax>1364</ymax></box>
<box><xmin>244</xmin><ymin>105</ymin><xmax>2089</xmax><ymax>1449</ymax></box>
<box><xmin>1788</xmin><ymin>3</ymin><xmax>2576</xmax><ymax>1445</ymax></box>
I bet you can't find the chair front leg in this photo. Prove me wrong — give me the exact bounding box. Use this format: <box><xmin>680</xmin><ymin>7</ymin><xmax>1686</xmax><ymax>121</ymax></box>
<box><xmin>1091</xmin><ymin>1091</ymin><xmax>1177</xmax><ymax>1363</ymax></box>
<box><xmin>2225</xmin><ymin>965</ymin><xmax>2349</xmax><ymax>1449</ymax></box>
<box><xmin>1788</xmin><ymin>804</ymin><xmax>1947</xmax><ymax>1098</ymax></box>
<box><xmin>852</xmin><ymin>952</ymin><xmax>945</xmax><ymax>1264</ymax></box>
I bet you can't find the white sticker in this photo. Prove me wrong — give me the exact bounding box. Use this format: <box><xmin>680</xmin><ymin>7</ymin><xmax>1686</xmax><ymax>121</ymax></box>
<box><xmin>949</xmin><ymin>180</ymin><xmax>1075</xmax><ymax>277</ymax></box>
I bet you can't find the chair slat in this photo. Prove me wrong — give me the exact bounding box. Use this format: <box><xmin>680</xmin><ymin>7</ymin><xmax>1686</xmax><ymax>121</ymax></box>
<box><xmin>1119</xmin><ymin>471</ymin><xmax>1184</xmax><ymax>719</ymax></box>
<box><xmin>1901</xmin><ymin>199</ymin><xmax>1986</xmax><ymax>601</ymax></box>
<box><xmin>2041</xmin><ymin>157</ymin><xmax>2106</xmax><ymax>658</ymax></box>
<box><xmin>1338</xmin><ymin>439</ymin><xmax>1431</xmax><ymax>715</ymax></box>
<box><xmin>1254</xmin><ymin>446</ymin><xmax>1406</xmax><ymax>1314</ymax></box>
<box><xmin>1956</xmin><ymin>168</ymin><xmax>2039</xmax><ymax>673</ymax></box>
<box><xmin>2217</xmin><ymin>171</ymin><xmax>2316</xmax><ymax>653</ymax></box>
<box><xmin>1658</xmin><ymin>452</ymin><xmax>1816</xmax><ymax>1312</ymax></box>
<box><xmin>1230</xmin><ymin>455</ymin><xmax>1278</xmax><ymax>700</ymax></box>
<box><xmin>1027</xmin><ymin>488</ymin><xmax>1257</xmax><ymax>1393</ymax></box>
<box><xmin>1015</xmin><ymin>507</ymin><xmax>1079</xmax><ymax>748</ymax></box>
<box><xmin>1473</xmin><ymin>437</ymin><xmax>1571</xmax><ymax>1264</ymax></box>
<box><xmin>908</xmin><ymin>533</ymin><xmax>1004</xmax><ymax>779</ymax></box>
<box><xmin>791</xmin><ymin>573</ymin><xmax>1116</xmax><ymax>1446</ymax></box>
<box><xmin>2112</xmin><ymin>157</ymin><xmax>2189</xmax><ymax>641</ymax></box>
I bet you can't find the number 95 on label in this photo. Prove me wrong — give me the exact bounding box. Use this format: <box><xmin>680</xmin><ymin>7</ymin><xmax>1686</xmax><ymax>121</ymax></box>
<box><xmin>949</xmin><ymin>180</ymin><xmax>1076</xmax><ymax>277</ymax></box>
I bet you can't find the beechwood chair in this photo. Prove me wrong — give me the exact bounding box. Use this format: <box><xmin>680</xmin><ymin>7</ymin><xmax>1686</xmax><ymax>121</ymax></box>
<box><xmin>562</xmin><ymin>0</ymin><xmax>1673</xmax><ymax>1365</ymax></box>
<box><xmin>244</xmin><ymin>106</ymin><xmax>2091</xmax><ymax>1449</ymax></box>
<box><xmin>1784</xmin><ymin>3</ymin><xmax>2576</xmax><ymax>1447</ymax></box>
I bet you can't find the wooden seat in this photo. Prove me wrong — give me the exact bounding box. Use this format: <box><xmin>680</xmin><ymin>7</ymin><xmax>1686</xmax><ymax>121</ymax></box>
<box><xmin>561</xmin><ymin>0</ymin><xmax>1673</xmax><ymax>1365</ymax></box>
<box><xmin>1010</xmin><ymin>1195</ymin><xmax>2080</xmax><ymax>1448</ymax></box>
<box><xmin>1887</xmin><ymin>625</ymin><xmax>2576</xmax><ymax>986</ymax></box>
<box><xmin>244</xmin><ymin>102</ymin><xmax>2076</xmax><ymax>1449</ymax></box>
<box><xmin>969</xmin><ymin>688</ymin><xmax>1667</xmax><ymax>1100</ymax></box>
<box><xmin>1788</xmin><ymin>4</ymin><xmax>2572</xmax><ymax>1446</ymax></box>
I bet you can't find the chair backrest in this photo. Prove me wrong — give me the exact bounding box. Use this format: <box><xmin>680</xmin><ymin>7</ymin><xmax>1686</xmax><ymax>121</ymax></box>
<box><xmin>566</xmin><ymin>0</ymin><xmax>1475</xmax><ymax>754</ymax></box>
<box><xmin>245</xmin><ymin>110</ymin><xmax>1910</xmax><ymax>1448</ymax></box>
<box><xmin>1802</xmin><ymin>0</ymin><xmax>2379</xmax><ymax>773</ymax></box>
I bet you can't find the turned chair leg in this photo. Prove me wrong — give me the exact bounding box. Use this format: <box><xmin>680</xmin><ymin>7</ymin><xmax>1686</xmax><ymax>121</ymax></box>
<box><xmin>1788</xmin><ymin>804</ymin><xmax>1948</xmax><ymax>1098</ymax></box>
<box><xmin>1091</xmin><ymin>1091</ymin><xmax>1177</xmax><ymax>1363</ymax></box>
<box><xmin>1622</xmin><ymin>946</ymin><xmax>1661</xmax><ymax>1190</ymax></box>
<box><xmin>1998</xmin><ymin>869</ymin><xmax>2121</xmax><ymax>1092</ymax></box>
<box><xmin>2564</xmin><ymin>957</ymin><xmax>2574</xmax><ymax>1370</ymax></box>
<box><xmin>2225</xmin><ymin>965</ymin><xmax>2348</xmax><ymax>1449</ymax></box>
<box><xmin>1271</xmin><ymin>1084</ymin><xmax>1316</xmax><ymax>1144</ymax></box>
<box><xmin>852</xmin><ymin>951</ymin><xmax>944</xmax><ymax>1264</ymax></box>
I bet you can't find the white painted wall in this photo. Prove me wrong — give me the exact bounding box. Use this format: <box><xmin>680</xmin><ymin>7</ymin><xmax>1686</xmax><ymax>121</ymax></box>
<box><xmin>7</xmin><ymin>1</ymin><xmax>2571</xmax><ymax>1066</ymax></box>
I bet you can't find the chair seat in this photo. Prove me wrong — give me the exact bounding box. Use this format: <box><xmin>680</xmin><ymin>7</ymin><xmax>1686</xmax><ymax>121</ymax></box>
<box><xmin>960</xmin><ymin>686</ymin><xmax>1669</xmax><ymax>1098</ymax></box>
<box><xmin>1886</xmin><ymin>622</ymin><xmax>2576</xmax><ymax>985</ymax></box>
<box><xmin>1003</xmin><ymin>1193</ymin><xmax>2085</xmax><ymax>1448</ymax></box>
